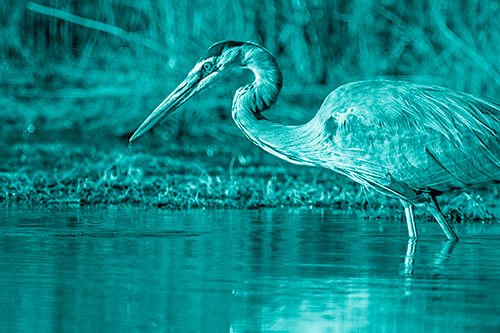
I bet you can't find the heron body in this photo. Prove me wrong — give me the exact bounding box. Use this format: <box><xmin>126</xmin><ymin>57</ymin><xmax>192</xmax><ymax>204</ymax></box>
<box><xmin>130</xmin><ymin>41</ymin><xmax>500</xmax><ymax>241</ymax></box>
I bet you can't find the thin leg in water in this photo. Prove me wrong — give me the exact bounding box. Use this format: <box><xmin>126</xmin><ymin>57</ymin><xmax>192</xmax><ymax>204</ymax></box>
<box><xmin>427</xmin><ymin>196</ymin><xmax>459</xmax><ymax>241</ymax></box>
<box><xmin>400</xmin><ymin>199</ymin><xmax>417</xmax><ymax>239</ymax></box>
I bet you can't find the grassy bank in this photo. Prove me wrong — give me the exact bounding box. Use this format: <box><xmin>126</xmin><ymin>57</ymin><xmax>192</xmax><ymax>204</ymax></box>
<box><xmin>0</xmin><ymin>135</ymin><xmax>365</xmax><ymax>209</ymax></box>
<box><xmin>1</xmin><ymin>132</ymin><xmax>498</xmax><ymax>222</ymax></box>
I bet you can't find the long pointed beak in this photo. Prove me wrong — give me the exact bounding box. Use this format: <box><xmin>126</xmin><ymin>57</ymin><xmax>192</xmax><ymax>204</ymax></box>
<box><xmin>129</xmin><ymin>74</ymin><xmax>201</xmax><ymax>144</ymax></box>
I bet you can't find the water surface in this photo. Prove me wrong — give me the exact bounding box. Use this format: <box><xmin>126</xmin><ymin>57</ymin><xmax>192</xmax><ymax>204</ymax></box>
<box><xmin>0</xmin><ymin>208</ymin><xmax>499</xmax><ymax>332</ymax></box>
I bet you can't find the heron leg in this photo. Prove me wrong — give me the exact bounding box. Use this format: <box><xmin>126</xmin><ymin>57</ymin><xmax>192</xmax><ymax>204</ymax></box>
<box><xmin>427</xmin><ymin>196</ymin><xmax>459</xmax><ymax>242</ymax></box>
<box><xmin>400</xmin><ymin>199</ymin><xmax>417</xmax><ymax>239</ymax></box>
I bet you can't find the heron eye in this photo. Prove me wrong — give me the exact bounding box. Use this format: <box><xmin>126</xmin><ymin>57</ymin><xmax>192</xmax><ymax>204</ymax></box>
<box><xmin>202</xmin><ymin>62</ymin><xmax>213</xmax><ymax>73</ymax></box>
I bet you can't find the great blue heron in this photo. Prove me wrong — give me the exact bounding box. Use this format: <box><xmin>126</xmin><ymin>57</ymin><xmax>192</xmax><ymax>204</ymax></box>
<box><xmin>130</xmin><ymin>40</ymin><xmax>500</xmax><ymax>241</ymax></box>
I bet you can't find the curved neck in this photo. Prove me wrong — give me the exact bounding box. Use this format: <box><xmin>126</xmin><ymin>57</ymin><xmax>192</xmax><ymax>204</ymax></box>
<box><xmin>231</xmin><ymin>45</ymin><xmax>322</xmax><ymax>166</ymax></box>
<box><xmin>234</xmin><ymin>45</ymin><xmax>283</xmax><ymax>117</ymax></box>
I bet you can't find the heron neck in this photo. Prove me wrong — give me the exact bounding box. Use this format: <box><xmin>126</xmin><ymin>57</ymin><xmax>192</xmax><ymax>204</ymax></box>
<box><xmin>233</xmin><ymin>110</ymin><xmax>323</xmax><ymax>166</ymax></box>
<box><xmin>231</xmin><ymin>46</ymin><xmax>322</xmax><ymax>166</ymax></box>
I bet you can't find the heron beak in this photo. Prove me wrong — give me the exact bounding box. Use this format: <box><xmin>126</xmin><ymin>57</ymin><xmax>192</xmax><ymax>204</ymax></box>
<box><xmin>129</xmin><ymin>73</ymin><xmax>201</xmax><ymax>144</ymax></box>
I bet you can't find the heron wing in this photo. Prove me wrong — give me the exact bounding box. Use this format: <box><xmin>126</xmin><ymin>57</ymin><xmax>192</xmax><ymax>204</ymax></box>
<box><xmin>320</xmin><ymin>80</ymin><xmax>500</xmax><ymax>196</ymax></box>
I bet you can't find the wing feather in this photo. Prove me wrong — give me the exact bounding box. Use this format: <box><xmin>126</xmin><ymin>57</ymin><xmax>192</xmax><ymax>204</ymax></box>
<box><xmin>319</xmin><ymin>80</ymin><xmax>500</xmax><ymax>195</ymax></box>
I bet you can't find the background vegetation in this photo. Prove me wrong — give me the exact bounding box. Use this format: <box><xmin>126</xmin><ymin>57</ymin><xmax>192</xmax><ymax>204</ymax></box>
<box><xmin>1</xmin><ymin>0</ymin><xmax>499</xmax><ymax>218</ymax></box>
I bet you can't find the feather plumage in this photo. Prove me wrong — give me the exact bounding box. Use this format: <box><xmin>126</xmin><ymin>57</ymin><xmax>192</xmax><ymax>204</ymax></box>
<box><xmin>314</xmin><ymin>80</ymin><xmax>500</xmax><ymax>198</ymax></box>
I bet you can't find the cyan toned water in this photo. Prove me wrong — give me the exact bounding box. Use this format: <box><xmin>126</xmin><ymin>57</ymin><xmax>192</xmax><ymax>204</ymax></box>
<box><xmin>0</xmin><ymin>208</ymin><xmax>499</xmax><ymax>332</ymax></box>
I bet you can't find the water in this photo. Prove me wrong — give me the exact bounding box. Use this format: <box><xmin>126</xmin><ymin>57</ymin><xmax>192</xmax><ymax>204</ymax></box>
<box><xmin>0</xmin><ymin>208</ymin><xmax>499</xmax><ymax>332</ymax></box>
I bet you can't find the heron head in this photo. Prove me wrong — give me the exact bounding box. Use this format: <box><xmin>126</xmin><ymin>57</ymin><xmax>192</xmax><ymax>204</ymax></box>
<box><xmin>129</xmin><ymin>41</ymin><xmax>246</xmax><ymax>143</ymax></box>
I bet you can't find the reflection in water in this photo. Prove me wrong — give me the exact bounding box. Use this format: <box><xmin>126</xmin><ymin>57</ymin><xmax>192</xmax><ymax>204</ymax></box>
<box><xmin>431</xmin><ymin>240</ymin><xmax>458</xmax><ymax>275</ymax></box>
<box><xmin>402</xmin><ymin>239</ymin><xmax>458</xmax><ymax>277</ymax></box>
<box><xmin>0</xmin><ymin>208</ymin><xmax>499</xmax><ymax>331</ymax></box>
<box><xmin>403</xmin><ymin>239</ymin><xmax>417</xmax><ymax>276</ymax></box>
